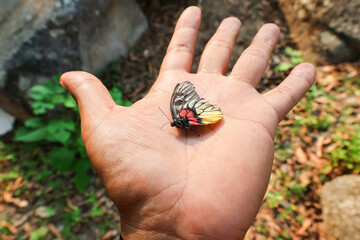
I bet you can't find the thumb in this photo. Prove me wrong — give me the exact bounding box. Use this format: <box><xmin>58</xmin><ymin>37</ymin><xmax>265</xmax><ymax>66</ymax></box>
<box><xmin>60</xmin><ymin>71</ymin><xmax>116</xmax><ymax>125</ymax></box>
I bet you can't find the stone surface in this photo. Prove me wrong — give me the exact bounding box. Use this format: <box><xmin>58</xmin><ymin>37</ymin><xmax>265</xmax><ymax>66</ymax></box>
<box><xmin>321</xmin><ymin>175</ymin><xmax>360</xmax><ymax>240</ymax></box>
<box><xmin>0</xmin><ymin>0</ymin><xmax>147</xmax><ymax>124</ymax></box>
<box><xmin>278</xmin><ymin>0</ymin><xmax>360</xmax><ymax>64</ymax></box>
<box><xmin>0</xmin><ymin>107</ymin><xmax>15</xmax><ymax>135</ymax></box>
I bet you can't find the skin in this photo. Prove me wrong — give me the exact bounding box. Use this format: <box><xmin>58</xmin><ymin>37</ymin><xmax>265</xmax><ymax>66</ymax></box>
<box><xmin>60</xmin><ymin>7</ymin><xmax>316</xmax><ymax>240</ymax></box>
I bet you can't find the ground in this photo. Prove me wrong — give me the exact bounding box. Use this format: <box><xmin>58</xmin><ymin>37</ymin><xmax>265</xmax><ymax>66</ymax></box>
<box><xmin>0</xmin><ymin>1</ymin><xmax>359</xmax><ymax>239</ymax></box>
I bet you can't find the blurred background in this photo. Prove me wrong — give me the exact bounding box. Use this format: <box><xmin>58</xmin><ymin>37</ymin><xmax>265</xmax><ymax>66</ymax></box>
<box><xmin>0</xmin><ymin>0</ymin><xmax>359</xmax><ymax>239</ymax></box>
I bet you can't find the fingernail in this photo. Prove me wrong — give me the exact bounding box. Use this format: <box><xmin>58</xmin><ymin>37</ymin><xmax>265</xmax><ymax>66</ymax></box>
<box><xmin>218</xmin><ymin>17</ymin><xmax>241</xmax><ymax>32</ymax></box>
<box><xmin>255</xmin><ymin>24</ymin><xmax>280</xmax><ymax>46</ymax></box>
<box><xmin>292</xmin><ymin>63</ymin><xmax>316</xmax><ymax>80</ymax></box>
<box><xmin>182</xmin><ymin>6</ymin><xmax>201</xmax><ymax>21</ymax></box>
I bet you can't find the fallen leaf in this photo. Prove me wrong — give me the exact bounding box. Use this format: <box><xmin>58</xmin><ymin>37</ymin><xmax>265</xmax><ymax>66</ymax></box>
<box><xmin>35</xmin><ymin>206</ymin><xmax>56</xmax><ymax>218</ymax></box>
<box><xmin>295</xmin><ymin>147</ymin><xmax>307</xmax><ymax>163</ymax></box>
<box><xmin>296</xmin><ymin>218</ymin><xmax>313</xmax><ymax>235</ymax></box>
<box><xmin>0</xmin><ymin>235</ymin><xmax>15</xmax><ymax>240</ymax></box>
<box><xmin>2</xmin><ymin>192</ymin><xmax>28</xmax><ymax>208</ymax></box>
<box><xmin>102</xmin><ymin>229</ymin><xmax>118</xmax><ymax>240</ymax></box>
<box><xmin>13</xmin><ymin>212</ymin><xmax>31</xmax><ymax>227</ymax></box>
<box><xmin>279</xmin><ymin>119</ymin><xmax>294</xmax><ymax>126</ymax></box>
<box><xmin>315</xmin><ymin>135</ymin><xmax>325</xmax><ymax>157</ymax></box>
<box><xmin>325</xmin><ymin>142</ymin><xmax>341</xmax><ymax>153</ymax></box>
<box><xmin>314</xmin><ymin>96</ymin><xmax>328</xmax><ymax>104</ymax></box>
<box><xmin>66</xmin><ymin>198</ymin><xmax>75</xmax><ymax>209</ymax></box>
<box><xmin>48</xmin><ymin>224</ymin><xmax>62</xmax><ymax>239</ymax></box>
<box><xmin>11</xmin><ymin>177</ymin><xmax>23</xmax><ymax>191</ymax></box>
<box><xmin>319</xmin><ymin>65</ymin><xmax>336</xmax><ymax>73</ymax></box>
<box><xmin>0</xmin><ymin>220</ymin><xmax>18</xmax><ymax>234</ymax></box>
<box><xmin>299</xmin><ymin>170</ymin><xmax>311</xmax><ymax>187</ymax></box>
<box><xmin>23</xmin><ymin>222</ymin><xmax>33</xmax><ymax>233</ymax></box>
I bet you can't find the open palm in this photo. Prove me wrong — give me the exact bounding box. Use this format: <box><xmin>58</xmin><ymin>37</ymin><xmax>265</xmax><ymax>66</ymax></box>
<box><xmin>61</xmin><ymin>7</ymin><xmax>315</xmax><ymax>240</ymax></box>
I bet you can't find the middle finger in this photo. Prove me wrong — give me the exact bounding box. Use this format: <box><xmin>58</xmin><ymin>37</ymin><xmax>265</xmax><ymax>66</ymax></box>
<box><xmin>197</xmin><ymin>17</ymin><xmax>241</xmax><ymax>75</ymax></box>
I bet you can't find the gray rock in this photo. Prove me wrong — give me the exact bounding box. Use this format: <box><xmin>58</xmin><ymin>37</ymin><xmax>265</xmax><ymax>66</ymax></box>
<box><xmin>278</xmin><ymin>0</ymin><xmax>360</xmax><ymax>64</ymax></box>
<box><xmin>319</xmin><ymin>31</ymin><xmax>354</xmax><ymax>63</ymax></box>
<box><xmin>0</xmin><ymin>0</ymin><xmax>147</xmax><ymax>125</ymax></box>
<box><xmin>321</xmin><ymin>175</ymin><xmax>360</xmax><ymax>240</ymax></box>
<box><xmin>0</xmin><ymin>107</ymin><xmax>15</xmax><ymax>135</ymax></box>
<box><xmin>313</xmin><ymin>0</ymin><xmax>360</xmax><ymax>49</ymax></box>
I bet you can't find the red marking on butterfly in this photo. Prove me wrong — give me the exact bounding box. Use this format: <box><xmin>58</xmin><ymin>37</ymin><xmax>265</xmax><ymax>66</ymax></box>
<box><xmin>170</xmin><ymin>81</ymin><xmax>222</xmax><ymax>129</ymax></box>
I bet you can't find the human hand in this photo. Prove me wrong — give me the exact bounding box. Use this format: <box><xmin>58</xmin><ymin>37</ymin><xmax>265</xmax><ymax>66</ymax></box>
<box><xmin>60</xmin><ymin>6</ymin><xmax>315</xmax><ymax>240</ymax></box>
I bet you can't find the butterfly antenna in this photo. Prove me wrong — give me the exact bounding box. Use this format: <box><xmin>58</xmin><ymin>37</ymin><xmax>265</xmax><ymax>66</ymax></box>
<box><xmin>158</xmin><ymin>106</ymin><xmax>172</xmax><ymax>122</ymax></box>
<box><xmin>158</xmin><ymin>106</ymin><xmax>171</xmax><ymax>130</ymax></box>
<box><xmin>160</xmin><ymin>122</ymin><xmax>170</xmax><ymax>130</ymax></box>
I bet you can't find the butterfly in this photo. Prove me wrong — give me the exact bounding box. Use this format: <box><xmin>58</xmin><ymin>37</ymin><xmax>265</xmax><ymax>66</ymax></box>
<box><xmin>170</xmin><ymin>81</ymin><xmax>223</xmax><ymax>129</ymax></box>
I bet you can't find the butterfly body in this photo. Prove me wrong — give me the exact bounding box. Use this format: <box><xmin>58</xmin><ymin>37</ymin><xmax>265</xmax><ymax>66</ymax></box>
<box><xmin>170</xmin><ymin>81</ymin><xmax>222</xmax><ymax>129</ymax></box>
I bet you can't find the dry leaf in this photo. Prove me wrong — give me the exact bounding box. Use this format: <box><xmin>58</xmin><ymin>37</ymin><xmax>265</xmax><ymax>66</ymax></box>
<box><xmin>66</xmin><ymin>198</ymin><xmax>75</xmax><ymax>209</ymax></box>
<box><xmin>279</xmin><ymin>119</ymin><xmax>294</xmax><ymax>126</ymax></box>
<box><xmin>35</xmin><ymin>206</ymin><xmax>55</xmax><ymax>218</ymax></box>
<box><xmin>48</xmin><ymin>224</ymin><xmax>62</xmax><ymax>239</ymax></box>
<box><xmin>2</xmin><ymin>192</ymin><xmax>28</xmax><ymax>208</ymax></box>
<box><xmin>0</xmin><ymin>234</ymin><xmax>15</xmax><ymax>240</ymax></box>
<box><xmin>319</xmin><ymin>65</ymin><xmax>336</xmax><ymax>73</ymax></box>
<box><xmin>295</xmin><ymin>147</ymin><xmax>307</xmax><ymax>163</ymax></box>
<box><xmin>0</xmin><ymin>220</ymin><xmax>18</xmax><ymax>234</ymax></box>
<box><xmin>23</xmin><ymin>222</ymin><xmax>33</xmax><ymax>233</ymax></box>
<box><xmin>102</xmin><ymin>229</ymin><xmax>118</xmax><ymax>240</ymax></box>
<box><xmin>325</xmin><ymin>142</ymin><xmax>341</xmax><ymax>153</ymax></box>
<box><xmin>11</xmin><ymin>177</ymin><xmax>23</xmax><ymax>191</ymax></box>
<box><xmin>315</xmin><ymin>135</ymin><xmax>325</xmax><ymax>157</ymax></box>
<box><xmin>296</xmin><ymin>218</ymin><xmax>313</xmax><ymax>235</ymax></box>
<box><xmin>299</xmin><ymin>170</ymin><xmax>311</xmax><ymax>187</ymax></box>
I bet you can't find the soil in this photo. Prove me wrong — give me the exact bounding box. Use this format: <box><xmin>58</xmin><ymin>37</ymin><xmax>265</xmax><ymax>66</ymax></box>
<box><xmin>101</xmin><ymin>0</ymin><xmax>296</xmax><ymax>101</ymax></box>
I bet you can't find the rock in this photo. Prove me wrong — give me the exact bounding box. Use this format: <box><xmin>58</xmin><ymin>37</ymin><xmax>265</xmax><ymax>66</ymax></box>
<box><xmin>0</xmin><ymin>0</ymin><xmax>147</xmax><ymax>125</ymax></box>
<box><xmin>0</xmin><ymin>107</ymin><xmax>15</xmax><ymax>135</ymax></box>
<box><xmin>278</xmin><ymin>0</ymin><xmax>360</xmax><ymax>64</ymax></box>
<box><xmin>321</xmin><ymin>175</ymin><xmax>360</xmax><ymax>240</ymax></box>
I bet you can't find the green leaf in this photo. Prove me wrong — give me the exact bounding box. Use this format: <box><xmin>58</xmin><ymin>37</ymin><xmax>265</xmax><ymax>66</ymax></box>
<box><xmin>44</xmin><ymin>206</ymin><xmax>57</xmax><ymax>217</ymax></box>
<box><xmin>30</xmin><ymin>85</ymin><xmax>53</xmax><ymax>96</ymax></box>
<box><xmin>74</xmin><ymin>160</ymin><xmax>92</xmax><ymax>191</ymax></box>
<box><xmin>45</xmin><ymin>120</ymin><xmax>76</xmax><ymax>144</ymax></box>
<box><xmin>14</xmin><ymin>127</ymin><xmax>48</xmax><ymax>142</ymax></box>
<box><xmin>86</xmin><ymin>192</ymin><xmax>97</xmax><ymax>204</ymax></box>
<box><xmin>0</xmin><ymin>171</ymin><xmax>20</xmax><ymax>181</ymax></box>
<box><xmin>90</xmin><ymin>206</ymin><xmax>102</xmax><ymax>217</ymax></box>
<box><xmin>49</xmin><ymin>147</ymin><xmax>76</xmax><ymax>172</ymax></box>
<box><xmin>74</xmin><ymin>171</ymin><xmax>90</xmax><ymax>192</ymax></box>
<box><xmin>49</xmin><ymin>180</ymin><xmax>60</xmax><ymax>189</ymax></box>
<box><xmin>52</xmin><ymin>95</ymin><xmax>65</xmax><ymax>105</ymax></box>
<box><xmin>111</xmin><ymin>89</ymin><xmax>124</xmax><ymax>105</ymax></box>
<box><xmin>46</xmin><ymin>129</ymin><xmax>71</xmax><ymax>144</ymax></box>
<box><xmin>75</xmin><ymin>159</ymin><xmax>92</xmax><ymax>172</ymax></box>
<box><xmin>47</xmin><ymin>119</ymin><xmax>76</xmax><ymax>132</ymax></box>
<box><xmin>124</xmin><ymin>100</ymin><xmax>133</xmax><ymax>107</ymax></box>
<box><xmin>30</xmin><ymin>226</ymin><xmax>48</xmax><ymax>240</ymax></box>
<box><xmin>64</xmin><ymin>94</ymin><xmax>77</xmax><ymax>109</ymax></box>
<box><xmin>290</xmin><ymin>56</ymin><xmax>305</xmax><ymax>65</ymax></box>
<box><xmin>31</xmin><ymin>101</ymin><xmax>55</xmax><ymax>115</ymax></box>
<box><xmin>285</xmin><ymin>46</ymin><xmax>302</xmax><ymax>57</ymax></box>
<box><xmin>24</xmin><ymin>118</ymin><xmax>44</xmax><ymax>128</ymax></box>
<box><xmin>275</xmin><ymin>62</ymin><xmax>293</xmax><ymax>72</ymax></box>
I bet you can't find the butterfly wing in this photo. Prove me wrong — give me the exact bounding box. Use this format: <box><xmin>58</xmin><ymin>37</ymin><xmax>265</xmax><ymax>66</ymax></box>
<box><xmin>170</xmin><ymin>81</ymin><xmax>223</xmax><ymax>126</ymax></box>
<box><xmin>170</xmin><ymin>81</ymin><xmax>199</xmax><ymax>120</ymax></box>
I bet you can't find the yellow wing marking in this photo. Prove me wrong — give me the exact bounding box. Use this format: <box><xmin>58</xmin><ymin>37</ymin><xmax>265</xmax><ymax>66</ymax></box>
<box><xmin>196</xmin><ymin>102</ymin><xmax>223</xmax><ymax>124</ymax></box>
